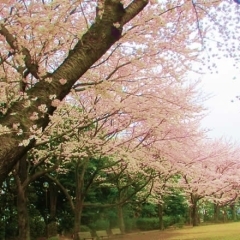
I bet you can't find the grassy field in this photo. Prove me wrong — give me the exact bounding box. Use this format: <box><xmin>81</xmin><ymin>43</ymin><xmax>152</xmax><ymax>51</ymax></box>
<box><xmin>165</xmin><ymin>222</ymin><xmax>240</xmax><ymax>240</ymax></box>
<box><xmin>60</xmin><ymin>222</ymin><xmax>240</xmax><ymax>240</ymax></box>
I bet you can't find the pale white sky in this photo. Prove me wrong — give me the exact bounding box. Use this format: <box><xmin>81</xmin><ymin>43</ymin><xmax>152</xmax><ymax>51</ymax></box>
<box><xmin>198</xmin><ymin>0</ymin><xmax>240</xmax><ymax>143</ymax></box>
<box><xmin>201</xmin><ymin>60</ymin><xmax>240</xmax><ymax>143</ymax></box>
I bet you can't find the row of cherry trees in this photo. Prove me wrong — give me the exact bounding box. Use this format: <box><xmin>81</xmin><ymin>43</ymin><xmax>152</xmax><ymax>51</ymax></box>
<box><xmin>7</xmin><ymin>76</ymin><xmax>240</xmax><ymax>240</ymax></box>
<box><xmin>3</xmin><ymin>128</ymin><xmax>240</xmax><ymax>239</ymax></box>
<box><xmin>0</xmin><ymin>0</ymin><xmax>239</xmax><ymax>184</ymax></box>
<box><xmin>0</xmin><ymin>1</ymin><xmax>240</xmax><ymax>240</ymax></box>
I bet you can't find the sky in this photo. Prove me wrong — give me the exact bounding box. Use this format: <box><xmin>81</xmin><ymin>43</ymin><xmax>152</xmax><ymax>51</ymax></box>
<box><xmin>200</xmin><ymin>60</ymin><xmax>240</xmax><ymax>143</ymax></box>
<box><xmin>197</xmin><ymin>0</ymin><xmax>240</xmax><ymax>143</ymax></box>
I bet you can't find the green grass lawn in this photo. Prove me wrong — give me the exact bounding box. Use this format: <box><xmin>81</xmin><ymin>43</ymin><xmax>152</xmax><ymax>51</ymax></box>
<box><xmin>165</xmin><ymin>222</ymin><xmax>240</xmax><ymax>240</ymax></box>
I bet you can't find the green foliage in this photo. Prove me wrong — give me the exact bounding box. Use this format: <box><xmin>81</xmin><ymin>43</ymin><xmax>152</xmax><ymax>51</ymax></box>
<box><xmin>0</xmin><ymin>219</ymin><xmax>5</xmax><ymax>239</ymax></box>
<box><xmin>47</xmin><ymin>236</ymin><xmax>59</xmax><ymax>240</ymax></box>
<box><xmin>164</xmin><ymin>193</ymin><xmax>188</xmax><ymax>217</ymax></box>
<box><xmin>175</xmin><ymin>216</ymin><xmax>185</xmax><ymax>228</ymax></box>
<box><xmin>124</xmin><ymin>218</ymin><xmax>136</xmax><ymax>232</ymax></box>
<box><xmin>80</xmin><ymin>225</ymin><xmax>91</xmax><ymax>232</ymax></box>
<box><xmin>30</xmin><ymin>215</ymin><xmax>45</xmax><ymax>239</ymax></box>
<box><xmin>136</xmin><ymin>218</ymin><xmax>159</xmax><ymax>231</ymax></box>
<box><xmin>57</xmin><ymin>207</ymin><xmax>74</xmax><ymax>233</ymax></box>
<box><xmin>141</xmin><ymin>203</ymin><xmax>157</xmax><ymax>217</ymax></box>
<box><xmin>162</xmin><ymin>216</ymin><xmax>175</xmax><ymax>228</ymax></box>
<box><xmin>89</xmin><ymin>219</ymin><xmax>110</xmax><ymax>231</ymax></box>
<box><xmin>162</xmin><ymin>215</ymin><xmax>185</xmax><ymax>229</ymax></box>
<box><xmin>0</xmin><ymin>184</ymin><xmax>18</xmax><ymax>239</ymax></box>
<box><xmin>106</xmin><ymin>210</ymin><xmax>118</xmax><ymax>228</ymax></box>
<box><xmin>135</xmin><ymin>216</ymin><xmax>182</xmax><ymax>230</ymax></box>
<box><xmin>5</xmin><ymin>214</ymin><xmax>18</xmax><ymax>238</ymax></box>
<box><xmin>47</xmin><ymin>221</ymin><xmax>58</xmax><ymax>238</ymax></box>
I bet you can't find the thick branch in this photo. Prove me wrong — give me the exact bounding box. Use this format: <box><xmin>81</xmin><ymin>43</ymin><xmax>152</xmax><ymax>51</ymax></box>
<box><xmin>0</xmin><ymin>0</ymin><xmax>148</xmax><ymax>185</ymax></box>
<box><xmin>121</xmin><ymin>0</ymin><xmax>148</xmax><ymax>25</ymax></box>
<box><xmin>0</xmin><ymin>24</ymin><xmax>39</xmax><ymax>79</ymax></box>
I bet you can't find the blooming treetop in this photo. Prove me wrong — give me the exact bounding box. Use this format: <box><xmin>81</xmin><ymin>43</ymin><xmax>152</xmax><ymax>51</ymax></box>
<box><xmin>0</xmin><ymin>0</ymin><xmax>238</xmax><ymax>184</ymax></box>
<box><xmin>30</xmin><ymin>72</ymin><xmax>204</xmax><ymax>170</ymax></box>
<box><xmin>178</xmin><ymin>139</ymin><xmax>240</xmax><ymax>206</ymax></box>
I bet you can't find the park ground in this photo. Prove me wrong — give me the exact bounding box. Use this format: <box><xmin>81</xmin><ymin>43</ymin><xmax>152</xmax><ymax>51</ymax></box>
<box><xmin>60</xmin><ymin>222</ymin><xmax>240</xmax><ymax>240</ymax></box>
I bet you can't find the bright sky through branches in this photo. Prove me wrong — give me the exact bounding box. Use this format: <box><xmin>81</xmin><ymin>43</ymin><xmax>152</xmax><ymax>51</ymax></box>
<box><xmin>201</xmin><ymin>59</ymin><xmax>240</xmax><ymax>142</ymax></box>
<box><xmin>196</xmin><ymin>1</ymin><xmax>240</xmax><ymax>143</ymax></box>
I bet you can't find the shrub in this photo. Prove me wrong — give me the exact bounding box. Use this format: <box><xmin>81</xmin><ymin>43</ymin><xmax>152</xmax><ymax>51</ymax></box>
<box><xmin>107</xmin><ymin>211</ymin><xmax>118</xmax><ymax>228</ymax></box>
<box><xmin>30</xmin><ymin>215</ymin><xmax>45</xmax><ymax>239</ymax></box>
<box><xmin>136</xmin><ymin>218</ymin><xmax>159</xmax><ymax>231</ymax></box>
<box><xmin>176</xmin><ymin>216</ymin><xmax>185</xmax><ymax>228</ymax></box>
<box><xmin>5</xmin><ymin>214</ymin><xmax>18</xmax><ymax>238</ymax></box>
<box><xmin>141</xmin><ymin>204</ymin><xmax>158</xmax><ymax>217</ymax></box>
<box><xmin>0</xmin><ymin>219</ymin><xmax>5</xmax><ymax>240</ymax></box>
<box><xmin>47</xmin><ymin>221</ymin><xmax>58</xmax><ymax>238</ymax></box>
<box><xmin>124</xmin><ymin>218</ymin><xmax>136</xmax><ymax>232</ymax></box>
<box><xmin>89</xmin><ymin>219</ymin><xmax>110</xmax><ymax>231</ymax></box>
<box><xmin>57</xmin><ymin>210</ymin><xmax>74</xmax><ymax>233</ymax></box>
<box><xmin>80</xmin><ymin>225</ymin><xmax>91</xmax><ymax>232</ymax></box>
<box><xmin>47</xmin><ymin>236</ymin><xmax>59</xmax><ymax>240</ymax></box>
<box><xmin>163</xmin><ymin>216</ymin><xmax>176</xmax><ymax>228</ymax></box>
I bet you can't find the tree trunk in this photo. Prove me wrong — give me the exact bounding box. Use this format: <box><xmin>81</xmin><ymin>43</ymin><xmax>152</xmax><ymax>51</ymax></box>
<box><xmin>47</xmin><ymin>194</ymin><xmax>58</xmax><ymax>240</ymax></box>
<box><xmin>15</xmin><ymin>155</ymin><xmax>30</xmax><ymax>240</ymax></box>
<box><xmin>223</xmin><ymin>207</ymin><xmax>227</xmax><ymax>223</ymax></box>
<box><xmin>49</xmin><ymin>183</ymin><xmax>58</xmax><ymax>222</ymax></box>
<box><xmin>158</xmin><ymin>204</ymin><xmax>164</xmax><ymax>230</ymax></box>
<box><xmin>73</xmin><ymin>160</ymin><xmax>86</xmax><ymax>240</ymax></box>
<box><xmin>230</xmin><ymin>203</ymin><xmax>236</xmax><ymax>221</ymax></box>
<box><xmin>213</xmin><ymin>204</ymin><xmax>220</xmax><ymax>223</ymax></box>
<box><xmin>73</xmin><ymin>199</ymin><xmax>84</xmax><ymax>240</ymax></box>
<box><xmin>48</xmin><ymin>183</ymin><xmax>58</xmax><ymax>237</ymax></box>
<box><xmin>191</xmin><ymin>202</ymin><xmax>198</xmax><ymax>227</ymax></box>
<box><xmin>17</xmin><ymin>185</ymin><xmax>30</xmax><ymax>240</ymax></box>
<box><xmin>188</xmin><ymin>206</ymin><xmax>192</xmax><ymax>225</ymax></box>
<box><xmin>118</xmin><ymin>204</ymin><xmax>125</xmax><ymax>234</ymax></box>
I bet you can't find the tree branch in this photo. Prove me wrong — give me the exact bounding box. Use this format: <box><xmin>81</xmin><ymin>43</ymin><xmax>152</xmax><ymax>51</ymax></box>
<box><xmin>0</xmin><ymin>0</ymin><xmax>148</xmax><ymax>185</ymax></box>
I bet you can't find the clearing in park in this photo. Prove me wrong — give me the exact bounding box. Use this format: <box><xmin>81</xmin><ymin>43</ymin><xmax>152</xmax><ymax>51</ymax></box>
<box><xmin>111</xmin><ymin>222</ymin><xmax>240</xmax><ymax>240</ymax></box>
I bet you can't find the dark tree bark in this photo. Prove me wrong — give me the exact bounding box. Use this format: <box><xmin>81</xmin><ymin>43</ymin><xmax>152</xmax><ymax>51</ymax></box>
<box><xmin>49</xmin><ymin>183</ymin><xmax>58</xmax><ymax>222</ymax></box>
<box><xmin>230</xmin><ymin>203</ymin><xmax>236</xmax><ymax>221</ymax></box>
<box><xmin>73</xmin><ymin>160</ymin><xmax>88</xmax><ymax>240</ymax></box>
<box><xmin>118</xmin><ymin>204</ymin><xmax>125</xmax><ymax>234</ymax></box>
<box><xmin>214</xmin><ymin>203</ymin><xmax>220</xmax><ymax>223</ymax></box>
<box><xmin>0</xmin><ymin>0</ymin><xmax>148</xmax><ymax>185</ymax></box>
<box><xmin>190</xmin><ymin>195</ymin><xmax>200</xmax><ymax>227</ymax></box>
<box><xmin>188</xmin><ymin>206</ymin><xmax>192</xmax><ymax>225</ymax></box>
<box><xmin>17</xmin><ymin>186</ymin><xmax>30</xmax><ymax>240</ymax></box>
<box><xmin>48</xmin><ymin>183</ymin><xmax>58</xmax><ymax>238</ymax></box>
<box><xmin>158</xmin><ymin>203</ymin><xmax>164</xmax><ymax>230</ymax></box>
<box><xmin>14</xmin><ymin>156</ymin><xmax>30</xmax><ymax>240</ymax></box>
<box><xmin>13</xmin><ymin>152</ymin><xmax>60</xmax><ymax>240</ymax></box>
<box><xmin>191</xmin><ymin>201</ymin><xmax>198</xmax><ymax>227</ymax></box>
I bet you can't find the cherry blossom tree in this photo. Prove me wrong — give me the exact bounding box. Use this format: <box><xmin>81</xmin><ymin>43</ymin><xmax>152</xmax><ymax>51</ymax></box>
<box><xmin>0</xmin><ymin>0</ymin><xmax>147</xmax><ymax>183</ymax></box>
<box><xmin>10</xmin><ymin>53</ymin><xmax>203</xmax><ymax>238</ymax></box>
<box><xmin>10</xmin><ymin>141</ymin><xmax>64</xmax><ymax>240</ymax></box>
<box><xmin>150</xmin><ymin>164</ymin><xmax>179</xmax><ymax>230</ymax></box>
<box><xmin>206</xmin><ymin>144</ymin><xmax>240</xmax><ymax>222</ymax></box>
<box><xmin>0</xmin><ymin>0</ymin><xmax>238</xmax><ymax>184</ymax></box>
<box><xmin>178</xmin><ymin>139</ymin><xmax>240</xmax><ymax>226</ymax></box>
